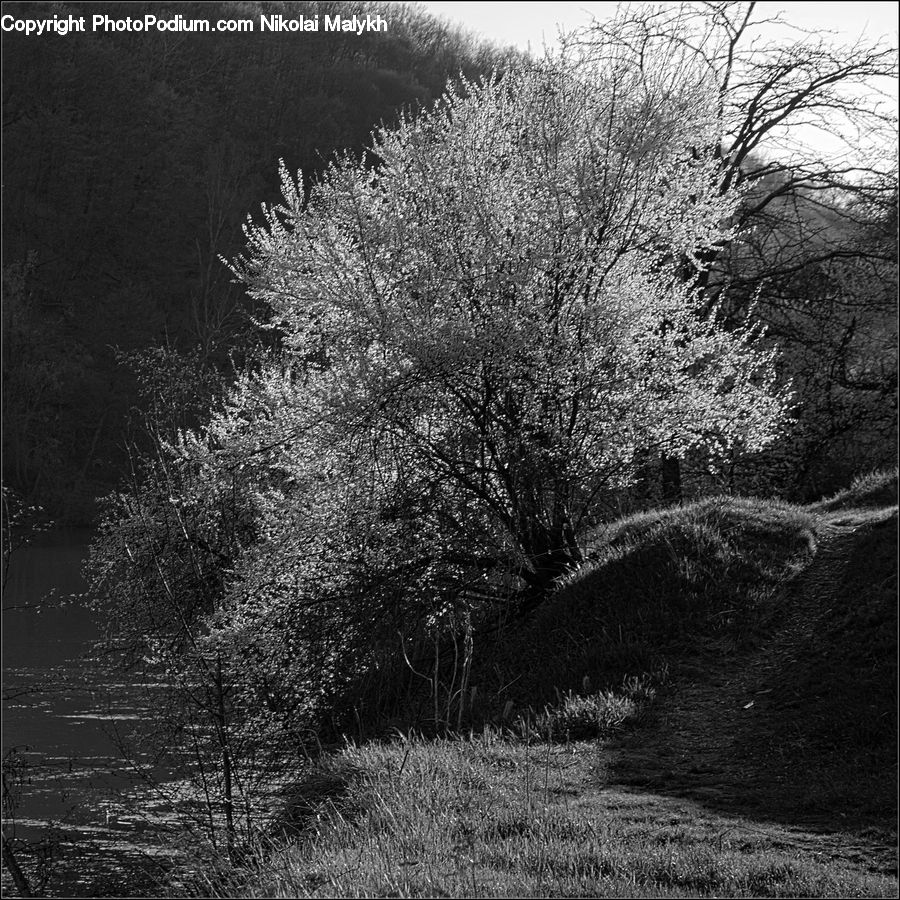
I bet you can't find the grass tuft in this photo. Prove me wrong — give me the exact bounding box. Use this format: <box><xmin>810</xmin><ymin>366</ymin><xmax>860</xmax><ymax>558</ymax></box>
<box><xmin>806</xmin><ymin>468</ymin><xmax>898</xmax><ymax>514</ymax></box>
<box><xmin>525</xmin><ymin>672</ymin><xmax>662</xmax><ymax>742</ymax></box>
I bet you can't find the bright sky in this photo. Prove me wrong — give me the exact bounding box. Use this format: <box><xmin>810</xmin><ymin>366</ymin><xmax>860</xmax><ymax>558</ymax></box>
<box><xmin>412</xmin><ymin>2</ymin><xmax>898</xmax><ymax>166</ymax></box>
<box><xmin>414</xmin><ymin>2</ymin><xmax>899</xmax><ymax>53</ymax></box>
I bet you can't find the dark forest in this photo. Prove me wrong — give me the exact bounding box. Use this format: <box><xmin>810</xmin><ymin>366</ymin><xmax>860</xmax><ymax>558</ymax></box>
<box><xmin>2</xmin><ymin>0</ymin><xmax>518</xmax><ymax>523</ymax></box>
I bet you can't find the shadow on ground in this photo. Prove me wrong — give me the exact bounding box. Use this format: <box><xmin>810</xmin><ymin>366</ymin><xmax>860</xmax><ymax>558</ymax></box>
<box><xmin>606</xmin><ymin>506</ymin><xmax>898</xmax><ymax>874</ymax></box>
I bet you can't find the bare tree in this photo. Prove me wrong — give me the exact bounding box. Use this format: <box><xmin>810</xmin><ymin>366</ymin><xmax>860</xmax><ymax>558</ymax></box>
<box><xmin>574</xmin><ymin>2</ymin><xmax>898</xmax><ymax>497</ymax></box>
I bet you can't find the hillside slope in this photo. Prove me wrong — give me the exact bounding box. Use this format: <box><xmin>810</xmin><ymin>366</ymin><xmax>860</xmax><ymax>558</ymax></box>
<box><xmin>206</xmin><ymin>480</ymin><xmax>898</xmax><ymax>898</ymax></box>
<box><xmin>610</xmin><ymin>505</ymin><xmax>897</xmax><ymax>843</ymax></box>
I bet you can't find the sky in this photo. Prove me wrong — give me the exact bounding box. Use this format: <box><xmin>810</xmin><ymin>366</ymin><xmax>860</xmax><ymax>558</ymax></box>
<box><xmin>412</xmin><ymin>2</ymin><xmax>898</xmax><ymax>166</ymax></box>
<box><xmin>415</xmin><ymin>2</ymin><xmax>899</xmax><ymax>53</ymax></box>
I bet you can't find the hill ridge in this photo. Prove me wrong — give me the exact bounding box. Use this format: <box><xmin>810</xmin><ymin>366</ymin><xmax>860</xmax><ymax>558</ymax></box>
<box><xmin>607</xmin><ymin>504</ymin><xmax>898</xmax><ymax>875</ymax></box>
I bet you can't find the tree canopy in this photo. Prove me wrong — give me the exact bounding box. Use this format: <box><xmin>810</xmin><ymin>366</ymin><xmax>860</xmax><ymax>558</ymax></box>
<box><xmin>90</xmin><ymin>53</ymin><xmax>791</xmax><ymax>772</ymax></box>
<box><xmin>232</xmin><ymin>55</ymin><xmax>789</xmax><ymax>594</ymax></box>
<box><xmin>573</xmin><ymin>1</ymin><xmax>898</xmax><ymax>497</ymax></box>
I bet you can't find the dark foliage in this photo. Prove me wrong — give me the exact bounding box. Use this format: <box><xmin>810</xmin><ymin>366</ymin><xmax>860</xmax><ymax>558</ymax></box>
<box><xmin>1</xmin><ymin>0</ymin><xmax>516</xmax><ymax>521</ymax></box>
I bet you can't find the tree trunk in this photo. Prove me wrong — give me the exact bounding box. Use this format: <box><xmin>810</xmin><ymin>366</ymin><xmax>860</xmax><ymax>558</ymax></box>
<box><xmin>516</xmin><ymin>516</ymin><xmax>584</xmax><ymax>614</ymax></box>
<box><xmin>661</xmin><ymin>454</ymin><xmax>682</xmax><ymax>502</ymax></box>
<box><xmin>2</xmin><ymin>832</ymin><xmax>33</xmax><ymax>898</ymax></box>
<box><xmin>214</xmin><ymin>655</ymin><xmax>235</xmax><ymax>860</ymax></box>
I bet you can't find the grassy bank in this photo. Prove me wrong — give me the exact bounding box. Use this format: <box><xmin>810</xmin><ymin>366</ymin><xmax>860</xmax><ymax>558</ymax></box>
<box><xmin>197</xmin><ymin>472</ymin><xmax>898</xmax><ymax>898</ymax></box>
<box><xmin>206</xmin><ymin>736</ymin><xmax>896</xmax><ymax>898</ymax></box>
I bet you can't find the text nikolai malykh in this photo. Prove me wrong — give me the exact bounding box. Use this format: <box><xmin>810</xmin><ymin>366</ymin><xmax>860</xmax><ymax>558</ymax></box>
<box><xmin>1</xmin><ymin>13</ymin><xmax>389</xmax><ymax>36</ymax></box>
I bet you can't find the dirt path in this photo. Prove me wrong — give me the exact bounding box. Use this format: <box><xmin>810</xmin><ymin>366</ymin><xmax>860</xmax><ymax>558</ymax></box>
<box><xmin>605</xmin><ymin>507</ymin><xmax>898</xmax><ymax>876</ymax></box>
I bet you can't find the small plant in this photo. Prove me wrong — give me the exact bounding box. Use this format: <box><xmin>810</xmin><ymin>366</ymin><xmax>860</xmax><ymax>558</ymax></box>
<box><xmin>529</xmin><ymin>672</ymin><xmax>662</xmax><ymax>742</ymax></box>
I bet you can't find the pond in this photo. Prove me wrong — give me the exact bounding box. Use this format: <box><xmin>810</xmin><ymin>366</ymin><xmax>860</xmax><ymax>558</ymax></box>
<box><xmin>2</xmin><ymin>529</ymin><xmax>181</xmax><ymax>897</ymax></box>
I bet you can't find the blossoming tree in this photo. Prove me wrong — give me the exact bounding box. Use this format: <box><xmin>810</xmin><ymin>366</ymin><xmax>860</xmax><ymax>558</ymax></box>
<box><xmin>90</xmin><ymin>52</ymin><xmax>791</xmax><ymax>759</ymax></box>
<box><xmin>232</xmin><ymin>55</ymin><xmax>789</xmax><ymax>598</ymax></box>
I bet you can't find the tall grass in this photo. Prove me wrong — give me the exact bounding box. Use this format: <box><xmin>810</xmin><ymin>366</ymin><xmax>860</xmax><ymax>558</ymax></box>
<box><xmin>203</xmin><ymin>734</ymin><xmax>897</xmax><ymax>899</ymax></box>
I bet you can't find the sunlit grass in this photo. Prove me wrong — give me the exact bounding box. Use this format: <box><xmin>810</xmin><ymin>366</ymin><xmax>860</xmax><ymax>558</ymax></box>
<box><xmin>806</xmin><ymin>468</ymin><xmax>898</xmax><ymax>514</ymax></box>
<box><xmin>204</xmin><ymin>734</ymin><xmax>897</xmax><ymax>899</ymax></box>
<box><xmin>193</xmin><ymin>483</ymin><xmax>898</xmax><ymax>899</ymax></box>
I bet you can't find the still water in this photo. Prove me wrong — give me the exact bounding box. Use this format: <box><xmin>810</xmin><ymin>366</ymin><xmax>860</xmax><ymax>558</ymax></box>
<box><xmin>2</xmin><ymin>529</ymin><xmax>178</xmax><ymax>897</ymax></box>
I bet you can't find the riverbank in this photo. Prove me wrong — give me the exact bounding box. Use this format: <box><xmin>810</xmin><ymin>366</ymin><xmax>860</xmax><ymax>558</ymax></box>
<box><xmin>5</xmin><ymin>477</ymin><xmax>896</xmax><ymax>898</ymax></box>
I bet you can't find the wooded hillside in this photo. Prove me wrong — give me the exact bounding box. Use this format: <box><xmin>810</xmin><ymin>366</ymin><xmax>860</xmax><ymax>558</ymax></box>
<box><xmin>2</xmin><ymin>0</ymin><xmax>516</xmax><ymax>521</ymax></box>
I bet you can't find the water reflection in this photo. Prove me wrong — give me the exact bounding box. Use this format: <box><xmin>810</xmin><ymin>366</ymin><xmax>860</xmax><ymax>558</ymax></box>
<box><xmin>2</xmin><ymin>529</ymin><xmax>174</xmax><ymax>896</ymax></box>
